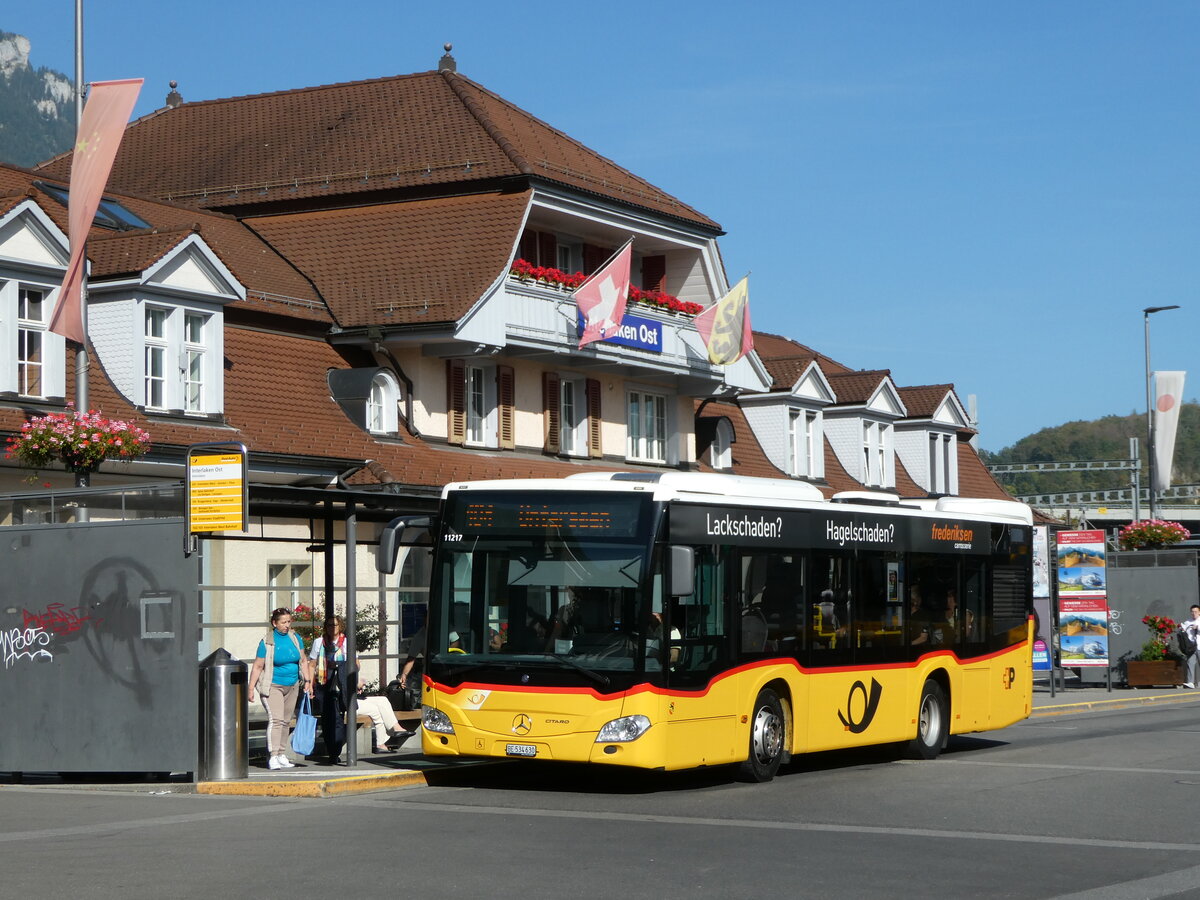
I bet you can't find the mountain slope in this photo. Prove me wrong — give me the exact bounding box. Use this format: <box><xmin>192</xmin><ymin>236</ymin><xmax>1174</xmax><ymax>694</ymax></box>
<box><xmin>0</xmin><ymin>31</ymin><xmax>74</xmax><ymax>167</ymax></box>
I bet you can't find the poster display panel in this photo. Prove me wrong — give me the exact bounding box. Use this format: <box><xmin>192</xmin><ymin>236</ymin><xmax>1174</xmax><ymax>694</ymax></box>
<box><xmin>1056</xmin><ymin>529</ymin><xmax>1109</xmax><ymax>667</ymax></box>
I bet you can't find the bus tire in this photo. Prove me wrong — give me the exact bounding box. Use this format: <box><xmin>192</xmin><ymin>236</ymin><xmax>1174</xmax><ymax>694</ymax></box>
<box><xmin>904</xmin><ymin>679</ymin><xmax>948</xmax><ymax>760</ymax></box>
<box><xmin>737</xmin><ymin>688</ymin><xmax>785</xmax><ymax>782</ymax></box>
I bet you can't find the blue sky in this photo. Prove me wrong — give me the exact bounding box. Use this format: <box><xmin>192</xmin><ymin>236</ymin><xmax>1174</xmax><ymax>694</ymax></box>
<box><xmin>8</xmin><ymin>1</ymin><xmax>1199</xmax><ymax>453</ymax></box>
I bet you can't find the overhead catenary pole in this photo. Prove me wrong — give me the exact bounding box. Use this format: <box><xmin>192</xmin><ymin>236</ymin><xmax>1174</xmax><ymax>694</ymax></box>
<box><xmin>1144</xmin><ymin>305</ymin><xmax>1180</xmax><ymax>521</ymax></box>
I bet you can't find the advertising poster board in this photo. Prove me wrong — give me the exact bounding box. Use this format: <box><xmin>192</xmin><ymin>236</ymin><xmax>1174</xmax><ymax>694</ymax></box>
<box><xmin>1055</xmin><ymin>529</ymin><xmax>1109</xmax><ymax>667</ymax></box>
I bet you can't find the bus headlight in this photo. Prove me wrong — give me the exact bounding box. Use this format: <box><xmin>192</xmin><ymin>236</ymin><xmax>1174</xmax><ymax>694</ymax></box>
<box><xmin>423</xmin><ymin>706</ymin><xmax>455</xmax><ymax>734</ymax></box>
<box><xmin>595</xmin><ymin>715</ymin><xmax>651</xmax><ymax>743</ymax></box>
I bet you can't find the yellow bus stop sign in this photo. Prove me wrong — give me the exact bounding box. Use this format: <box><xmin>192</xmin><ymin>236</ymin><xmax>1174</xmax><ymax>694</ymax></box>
<box><xmin>187</xmin><ymin>445</ymin><xmax>248</xmax><ymax>534</ymax></box>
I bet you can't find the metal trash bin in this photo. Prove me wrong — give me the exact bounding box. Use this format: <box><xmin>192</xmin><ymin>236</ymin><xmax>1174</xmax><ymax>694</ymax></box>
<box><xmin>198</xmin><ymin>648</ymin><xmax>248</xmax><ymax>781</ymax></box>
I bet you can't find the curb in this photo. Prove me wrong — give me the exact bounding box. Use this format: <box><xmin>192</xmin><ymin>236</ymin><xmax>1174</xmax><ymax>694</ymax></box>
<box><xmin>196</xmin><ymin>769</ymin><xmax>428</xmax><ymax>798</ymax></box>
<box><xmin>1032</xmin><ymin>692</ymin><xmax>1200</xmax><ymax>718</ymax></box>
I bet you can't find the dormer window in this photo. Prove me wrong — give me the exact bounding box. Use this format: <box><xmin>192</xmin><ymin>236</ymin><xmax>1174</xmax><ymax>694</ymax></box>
<box><xmin>929</xmin><ymin>433</ymin><xmax>957</xmax><ymax>494</ymax></box>
<box><xmin>711</xmin><ymin>418</ymin><xmax>733</xmax><ymax>470</ymax></box>
<box><xmin>138</xmin><ymin>302</ymin><xmax>218</xmax><ymax>415</ymax></box>
<box><xmin>366</xmin><ymin>372</ymin><xmax>400</xmax><ymax>434</ymax></box>
<box><xmin>144</xmin><ymin>307</ymin><xmax>168</xmax><ymax>409</ymax></box>
<box><xmin>787</xmin><ymin>408</ymin><xmax>823</xmax><ymax>478</ymax></box>
<box><xmin>862</xmin><ymin>421</ymin><xmax>893</xmax><ymax>487</ymax></box>
<box><xmin>17</xmin><ymin>287</ymin><xmax>46</xmax><ymax>397</ymax></box>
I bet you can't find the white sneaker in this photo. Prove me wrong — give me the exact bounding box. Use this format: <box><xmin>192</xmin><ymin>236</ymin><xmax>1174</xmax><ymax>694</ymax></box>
<box><xmin>268</xmin><ymin>756</ymin><xmax>282</xmax><ymax>770</ymax></box>
<box><xmin>277</xmin><ymin>755</ymin><xmax>295</xmax><ymax>768</ymax></box>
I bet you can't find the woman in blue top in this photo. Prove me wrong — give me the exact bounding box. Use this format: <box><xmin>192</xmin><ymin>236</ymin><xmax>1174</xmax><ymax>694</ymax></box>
<box><xmin>248</xmin><ymin>607</ymin><xmax>314</xmax><ymax>770</ymax></box>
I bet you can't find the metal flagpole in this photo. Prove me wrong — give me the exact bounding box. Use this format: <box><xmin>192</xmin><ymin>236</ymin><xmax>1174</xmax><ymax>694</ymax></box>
<box><xmin>74</xmin><ymin>0</ymin><xmax>89</xmax><ymax>429</ymax></box>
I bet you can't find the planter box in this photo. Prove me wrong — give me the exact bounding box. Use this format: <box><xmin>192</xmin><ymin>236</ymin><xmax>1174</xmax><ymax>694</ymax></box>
<box><xmin>1125</xmin><ymin>659</ymin><xmax>1184</xmax><ymax>687</ymax></box>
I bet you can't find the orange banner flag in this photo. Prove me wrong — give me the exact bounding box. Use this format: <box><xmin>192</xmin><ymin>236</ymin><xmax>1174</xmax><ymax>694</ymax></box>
<box><xmin>49</xmin><ymin>78</ymin><xmax>143</xmax><ymax>344</ymax></box>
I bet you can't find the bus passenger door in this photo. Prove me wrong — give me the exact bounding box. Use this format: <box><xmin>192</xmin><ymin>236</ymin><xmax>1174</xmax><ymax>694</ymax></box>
<box><xmin>664</xmin><ymin>547</ymin><xmax>736</xmax><ymax>767</ymax></box>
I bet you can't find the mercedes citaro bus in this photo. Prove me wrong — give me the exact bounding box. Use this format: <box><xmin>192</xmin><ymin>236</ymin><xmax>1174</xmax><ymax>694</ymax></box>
<box><xmin>379</xmin><ymin>472</ymin><xmax>1033</xmax><ymax>781</ymax></box>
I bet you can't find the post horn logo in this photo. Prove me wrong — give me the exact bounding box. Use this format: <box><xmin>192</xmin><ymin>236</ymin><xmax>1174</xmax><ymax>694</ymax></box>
<box><xmin>512</xmin><ymin>714</ymin><xmax>532</xmax><ymax>735</ymax></box>
<box><xmin>837</xmin><ymin>678</ymin><xmax>884</xmax><ymax>734</ymax></box>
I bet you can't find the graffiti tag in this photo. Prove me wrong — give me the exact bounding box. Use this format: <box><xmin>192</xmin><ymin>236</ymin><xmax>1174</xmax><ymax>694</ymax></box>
<box><xmin>22</xmin><ymin>603</ymin><xmax>92</xmax><ymax>635</ymax></box>
<box><xmin>1</xmin><ymin>626</ymin><xmax>53</xmax><ymax>669</ymax></box>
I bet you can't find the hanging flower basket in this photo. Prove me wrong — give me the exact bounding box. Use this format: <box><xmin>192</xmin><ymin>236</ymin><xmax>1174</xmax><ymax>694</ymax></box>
<box><xmin>4</xmin><ymin>405</ymin><xmax>152</xmax><ymax>475</ymax></box>
<box><xmin>1119</xmin><ymin>520</ymin><xmax>1190</xmax><ymax>551</ymax></box>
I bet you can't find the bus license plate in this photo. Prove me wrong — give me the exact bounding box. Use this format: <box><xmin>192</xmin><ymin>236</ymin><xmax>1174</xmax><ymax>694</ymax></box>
<box><xmin>506</xmin><ymin>743</ymin><xmax>537</xmax><ymax>757</ymax></box>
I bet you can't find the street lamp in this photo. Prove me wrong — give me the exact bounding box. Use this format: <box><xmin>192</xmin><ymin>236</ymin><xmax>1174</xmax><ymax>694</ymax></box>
<box><xmin>1144</xmin><ymin>305</ymin><xmax>1180</xmax><ymax>520</ymax></box>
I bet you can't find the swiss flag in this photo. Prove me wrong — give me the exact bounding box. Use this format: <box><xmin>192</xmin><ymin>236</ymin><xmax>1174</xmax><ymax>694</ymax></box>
<box><xmin>575</xmin><ymin>240</ymin><xmax>632</xmax><ymax>348</ymax></box>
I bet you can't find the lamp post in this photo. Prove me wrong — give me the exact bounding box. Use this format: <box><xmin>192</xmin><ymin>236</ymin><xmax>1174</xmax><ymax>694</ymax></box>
<box><xmin>1144</xmin><ymin>305</ymin><xmax>1180</xmax><ymax>521</ymax></box>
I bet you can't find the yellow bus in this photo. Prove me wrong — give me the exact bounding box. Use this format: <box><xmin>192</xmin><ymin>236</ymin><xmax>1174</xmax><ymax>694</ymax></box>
<box><xmin>380</xmin><ymin>472</ymin><xmax>1033</xmax><ymax>781</ymax></box>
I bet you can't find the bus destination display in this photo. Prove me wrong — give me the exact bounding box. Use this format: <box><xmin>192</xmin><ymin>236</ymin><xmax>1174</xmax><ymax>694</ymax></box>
<box><xmin>448</xmin><ymin>494</ymin><xmax>646</xmax><ymax>539</ymax></box>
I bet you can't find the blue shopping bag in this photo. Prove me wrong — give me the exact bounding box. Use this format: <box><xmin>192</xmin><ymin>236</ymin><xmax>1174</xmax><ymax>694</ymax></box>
<box><xmin>290</xmin><ymin>692</ymin><xmax>317</xmax><ymax>756</ymax></box>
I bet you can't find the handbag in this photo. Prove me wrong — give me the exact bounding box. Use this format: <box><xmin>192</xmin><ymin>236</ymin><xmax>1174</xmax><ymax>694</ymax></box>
<box><xmin>290</xmin><ymin>692</ymin><xmax>317</xmax><ymax>756</ymax></box>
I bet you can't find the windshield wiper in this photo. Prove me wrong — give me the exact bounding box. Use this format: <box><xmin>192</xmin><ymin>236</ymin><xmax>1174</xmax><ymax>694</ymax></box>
<box><xmin>544</xmin><ymin>652</ymin><xmax>610</xmax><ymax>687</ymax></box>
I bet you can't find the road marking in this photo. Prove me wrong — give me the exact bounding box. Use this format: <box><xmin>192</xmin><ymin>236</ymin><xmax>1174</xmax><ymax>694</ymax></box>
<box><xmin>0</xmin><ymin>800</ymin><xmax>300</xmax><ymax>843</ymax></box>
<box><xmin>1047</xmin><ymin>862</ymin><xmax>1200</xmax><ymax>900</ymax></box>
<box><xmin>939</xmin><ymin>758</ymin><xmax>1200</xmax><ymax>776</ymax></box>
<box><xmin>345</xmin><ymin>798</ymin><xmax>1200</xmax><ymax>853</ymax></box>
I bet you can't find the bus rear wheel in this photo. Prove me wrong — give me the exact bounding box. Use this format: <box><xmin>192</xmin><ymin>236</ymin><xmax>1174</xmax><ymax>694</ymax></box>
<box><xmin>904</xmin><ymin>679</ymin><xmax>948</xmax><ymax>760</ymax></box>
<box><xmin>738</xmin><ymin>688</ymin><xmax>784</xmax><ymax>782</ymax></box>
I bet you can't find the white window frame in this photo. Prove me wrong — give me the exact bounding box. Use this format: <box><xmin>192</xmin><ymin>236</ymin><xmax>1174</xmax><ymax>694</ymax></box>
<box><xmin>17</xmin><ymin>286</ymin><xmax>46</xmax><ymax>398</ymax></box>
<box><xmin>133</xmin><ymin>301</ymin><xmax>220</xmax><ymax>415</ymax></box>
<box><xmin>627</xmin><ymin>388</ymin><xmax>667</xmax><ymax>464</ymax></box>
<box><xmin>464</xmin><ymin>363</ymin><xmax>497</xmax><ymax>448</ymax></box>
<box><xmin>183</xmin><ymin>311</ymin><xmax>205</xmax><ymax>413</ymax></box>
<box><xmin>787</xmin><ymin>408</ymin><xmax>823</xmax><ymax>478</ymax></box>
<box><xmin>929</xmin><ymin>433</ymin><xmax>957</xmax><ymax>494</ymax></box>
<box><xmin>267</xmin><ymin>562</ymin><xmax>312</xmax><ymax>610</ymax></box>
<box><xmin>559</xmin><ymin>377</ymin><xmax>588</xmax><ymax>458</ymax></box>
<box><xmin>712</xmin><ymin>418</ymin><xmax>733</xmax><ymax>470</ymax></box>
<box><xmin>367</xmin><ymin>372</ymin><xmax>400</xmax><ymax>435</ymax></box>
<box><xmin>144</xmin><ymin>306</ymin><xmax>168</xmax><ymax>410</ymax></box>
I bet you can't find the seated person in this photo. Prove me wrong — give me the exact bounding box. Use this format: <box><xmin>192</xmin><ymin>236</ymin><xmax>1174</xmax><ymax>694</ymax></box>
<box><xmin>909</xmin><ymin>586</ymin><xmax>935</xmax><ymax>646</ymax></box>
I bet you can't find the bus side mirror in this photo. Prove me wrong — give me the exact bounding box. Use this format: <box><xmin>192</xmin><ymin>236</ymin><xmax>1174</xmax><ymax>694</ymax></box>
<box><xmin>377</xmin><ymin>515</ymin><xmax>432</xmax><ymax>574</ymax></box>
<box><xmin>669</xmin><ymin>545</ymin><xmax>695</xmax><ymax>598</ymax></box>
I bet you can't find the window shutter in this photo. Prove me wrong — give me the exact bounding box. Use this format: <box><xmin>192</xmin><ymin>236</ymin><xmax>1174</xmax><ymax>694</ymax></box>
<box><xmin>543</xmin><ymin>371</ymin><xmax>561</xmax><ymax>453</ymax></box>
<box><xmin>538</xmin><ymin>232</ymin><xmax>557</xmax><ymax>269</ymax></box>
<box><xmin>498</xmin><ymin>365</ymin><xmax>515</xmax><ymax>450</ymax></box>
<box><xmin>641</xmin><ymin>255</ymin><xmax>666</xmax><ymax>292</ymax></box>
<box><xmin>519</xmin><ymin>230</ymin><xmax>538</xmax><ymax>264</ymax></box>
<box><xmin>583</xmin><ymin>244</ymin><xmax>609</xmax><ymax>276</ymax></box>
<box><xmin>446</xmin><ymin>359</ymin><xmax>465</xmax><ymax>446</ymax></box>
<box><xmin>586</xmin><ymin>378</ymin><xmax>602</xmax><ymax>458</ymax></box>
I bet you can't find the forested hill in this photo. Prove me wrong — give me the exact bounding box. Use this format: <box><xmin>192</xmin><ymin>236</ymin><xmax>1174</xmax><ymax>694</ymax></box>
<box><xmin>980</xmin><ymin>403</ymin><xmax>1200</xmax><ymax>497</ymax></box>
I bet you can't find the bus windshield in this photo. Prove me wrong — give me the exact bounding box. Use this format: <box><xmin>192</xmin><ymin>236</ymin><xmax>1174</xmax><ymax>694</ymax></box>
<box><xmin>428</xmin><ymin>491</ymin><xmax>661</xmax><ymax>683</ymax></box>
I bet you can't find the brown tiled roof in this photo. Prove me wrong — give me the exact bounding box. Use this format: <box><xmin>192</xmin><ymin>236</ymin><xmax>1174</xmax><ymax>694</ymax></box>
<box><xmin>750</xmin><ymin>331</ymin><xmax>853</xmax><ymax>389</ymax></box>
<box><xmin>87</xmin><ymin>228</ymin><xmax>192</xmax><ymax>278</ymax></box>
<box><xmin>0</xmin><ymin>164</ymin><xmax>329</xmax><ymax>324</ymax></box>
<box><xmin>694</xmin><ymin>399</ymin><xmax>784</xmax><ymax>479</ymax></box>
<box><xmin>894</xmin><ymin>458</ymin><xmax>925</xmax><ymax>498</ymax></box>
<box><xmin>248</xmin><ymin>192</ymin><xmax>529</xmax><ymax>327</ymax></box>
<box><xmin>898</xmin><ymin>384</ymin><xmax>955</xmax><ymax>419</ymax></box>
<box><xmin>827</xmin><ymin>370</ymin><xmax>891</xmax><ymax>405</ymax></box>
<box><xmin>38</xmin><ymin>71</ymin><xmax>717</xmax><ymax>230</ymax></box>
<box><xmin>955</xmin><ymin>438</ymin><xmax>1015</xmax><ymax>501</ymax></box>
<box><xmin>820</xmin><ymin>439</ymin><xmax>860</xmax><ymax>498</ymax></box>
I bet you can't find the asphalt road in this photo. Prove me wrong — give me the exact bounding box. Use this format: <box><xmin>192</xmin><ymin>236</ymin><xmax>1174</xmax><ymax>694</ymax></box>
<box><xmin>6</xmin><ymin>700</ymin><xmax>1200</xmax><ymax>899</ymax></box>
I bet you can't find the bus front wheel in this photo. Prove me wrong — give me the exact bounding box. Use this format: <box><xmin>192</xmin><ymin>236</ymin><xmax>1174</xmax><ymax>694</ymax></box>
<box><xmin>738</xmin><ymin>688</ymin><xmax>784</xmax><ymax>782</ymax></box>
<box><xmin>904</xmin><ymin>679</ymin><xmax>948</xmax><ymax>760</ymax></box>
